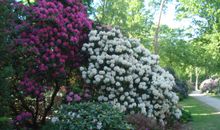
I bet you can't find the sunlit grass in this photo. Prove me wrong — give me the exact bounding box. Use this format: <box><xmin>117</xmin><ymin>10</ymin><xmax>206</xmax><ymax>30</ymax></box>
<box><xmin>180</xmin><ymin>97</ymin><xmax>220</xmax><ymax>130</ymax></box>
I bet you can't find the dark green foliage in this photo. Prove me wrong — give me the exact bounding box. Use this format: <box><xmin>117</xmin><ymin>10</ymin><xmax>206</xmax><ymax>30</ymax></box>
<box><xmin>41</xmin><ymin>122</ymin><xmax>59</xmax><ymax>130</ymax></box>
<box><xmin>166</xmin><ymin>68</ymin><xmax>188</xmax><ymax>100</ymax></box>
<box><xmin>179</xmin><ymin>109</ymin><xmax>193</xmax><ymax>123</ymax></box>
<box><xmin>82</xmin><ymin>0</ymin><xmax>94</xmax><ymax>15</ymax></box>
<box><xmin>0</xmin><ymin>0</ymin><xmax>16</xmax><ymax>117</ymax></box>
<box><xmin>0</xmin><ymin>117</ymin><xmax>13</xmax><ymax>130</ymax></box>
<box><xmin>0</xmin><ymin>0</ymin><xmax>13</xmax><ymax>43</ymax></box>
<box><xmin>0</xmin><ymin>0</ymin><xmax>14</xmax><ymax>64</ymax></box>
<box><xmin>175</xmin><ymin>80</ymin><xmax>189</xmax><ymax>100</ymax></box>
<box><xmin>44</xmin><ymin>102</ymin><xmax>134</xmax><ymax>130</ymax></box>
<box><xmin>0</xmin><ymin>66</ymin><xmax>14</xmax><ymax>116</ymax></box>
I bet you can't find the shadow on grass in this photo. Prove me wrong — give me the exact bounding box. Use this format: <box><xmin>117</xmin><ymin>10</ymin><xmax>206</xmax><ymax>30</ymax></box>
<box><xmin>180</xmin><ymin>97</ymin><xmax>220</xmax><ymax>130</ymax></box>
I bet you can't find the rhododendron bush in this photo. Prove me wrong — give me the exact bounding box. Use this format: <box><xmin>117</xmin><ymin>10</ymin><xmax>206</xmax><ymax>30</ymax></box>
<box><xmin>80</xmin><ymin>27</ymin><xmax>182</xmax><ymax>124</ymax></box>
<box><xmin>200</xmin><ymin>78</ymin><xmax>220</xmax><ymax>93</ymax></box>
<box><xmin>11</xmin><ymin>0</ymin><xmax>92</xmax><ymax>128</ymax></box>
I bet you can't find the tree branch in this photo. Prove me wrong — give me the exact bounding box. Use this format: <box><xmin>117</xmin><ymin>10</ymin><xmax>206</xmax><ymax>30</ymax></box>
<box><xmin>13</xmin><ymin>84</ymin><xmax>34</xmax><ymax>116</ymax></box>
<box><xmin>33</xmin><ymin>97</ymin><xmax>39</xmax><ymax>128</ymax></box>
<box><xmin>27</xmin><ymin>0</ymin><xmax>31</xmax><ymax>5</ymax></box>
<box><xmin>41</xmin><ymin>81</ymin><xmax>60</xmax><ymax>124</ymax></box>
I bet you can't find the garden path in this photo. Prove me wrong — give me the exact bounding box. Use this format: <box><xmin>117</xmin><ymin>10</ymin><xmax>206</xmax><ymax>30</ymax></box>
<box><xmin>189</xmin><ymin>92</ymin><xmax>220</xmax><ymax>111</ymax></box>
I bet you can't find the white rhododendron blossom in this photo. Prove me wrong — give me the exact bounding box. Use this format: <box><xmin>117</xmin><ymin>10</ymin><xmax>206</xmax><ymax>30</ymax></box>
<box><xmin>80</xmin><ymin>28</ymin><xmax>182</xmax><ymax>124</ymax></box>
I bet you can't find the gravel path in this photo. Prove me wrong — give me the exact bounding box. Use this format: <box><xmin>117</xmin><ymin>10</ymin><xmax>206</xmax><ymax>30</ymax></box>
<box><xmin>189</xmin><ymin>93</ymin><xmax>220</xmax><ymax>111</ymax></box>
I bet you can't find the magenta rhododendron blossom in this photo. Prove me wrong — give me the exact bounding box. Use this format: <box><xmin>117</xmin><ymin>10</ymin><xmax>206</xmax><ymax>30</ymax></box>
<box><xmin>66</xmin><ymin>96</ymin><xmax>73</xmax><ymax>102</ymax></box>
<box><xmin>74</xmin><ymin>94</ymin><xmax>81</xmax><ymax>101</ymax></box>
<box><xmin>16</xmin><ymin>115</ymin><xmax>22</xmax><ymax>121</ymax></box>
<box><xmin>14</xmin><ymin>112</ymin><xmax>32</xmax><ymax>126</ymax></box>
<box><xmin>19</xmin><ymin>76</ymin><xmax>44</xmax><ymax>97</ymax></box>
<box><xmin>66</xmin><ymin>92</ymin><xmax>82</xmax><ymax>103</ymax></box>
<box><xmin>15</xmin><ymin>0</ymin><xmax>92</xmax><ymax>96</ymax></box>
<box><xmin>12</xmin><ymin>0</ymin><xmax>92</xmax><ymax>128</ymax></box>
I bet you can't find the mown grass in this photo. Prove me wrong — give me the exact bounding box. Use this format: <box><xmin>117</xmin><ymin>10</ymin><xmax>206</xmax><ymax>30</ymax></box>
<box><xmin>180</xmin><ymin>97</ymin><xmax>220</xmax><ymax>130</ymax></box>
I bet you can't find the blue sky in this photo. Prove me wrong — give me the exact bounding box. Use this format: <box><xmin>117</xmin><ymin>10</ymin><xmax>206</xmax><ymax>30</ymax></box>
<box><xmin>156</xmin><ymin>0</ymin><xmax>191</xmax><ymax>29</ymax></box>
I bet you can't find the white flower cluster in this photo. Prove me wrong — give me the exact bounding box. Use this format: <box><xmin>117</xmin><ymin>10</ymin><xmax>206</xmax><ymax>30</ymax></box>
<box><xmin>80</xmin><ymin>28</ymin><xmax>182</xmax><ymax>123</ymax></box>
<box><xmin>97</xmin><ymin>121</ymin><xmax>102</xmax><ymax>130</ymax></box>
<box><xmin>51</xmin><ymin>111</ymin><xmax>81</xmax><ymax>124</ymax></box>
<box><xmin>51</xmin><ymin>116</ymin><xmax>59</xmax><ymax>123</ymax></box>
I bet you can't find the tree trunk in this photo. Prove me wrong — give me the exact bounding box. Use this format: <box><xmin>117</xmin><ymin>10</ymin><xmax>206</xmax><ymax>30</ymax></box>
<box><xmin>189</xmin><ymin>70</ymin><xmax>192</xmax><ymax>83</ymax></box>
<box><xmin>195</xmin><ymin>67</ymin><xmax>199</xmax><ymax>91</ymax></box>
<box><xmin>41</xmin><ymin>81</ymin><xmax>60</xmax><ymax>124</ymax></box>
<box><xmin>189</xmin><ymin>70</ymin><xmax>193</xmax><ymax>89</ymax></box>
<box><xmin>153</xmin><ymin>0</ymin><xmax>166</xmax><ymax>54</ymax></box>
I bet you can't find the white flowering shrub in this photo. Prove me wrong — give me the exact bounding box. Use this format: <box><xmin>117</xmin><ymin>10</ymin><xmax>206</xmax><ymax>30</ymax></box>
<box><xmin>80</xmin><ymin>28</ymin><xmax>182</xmax><ymax>124</ymax></box>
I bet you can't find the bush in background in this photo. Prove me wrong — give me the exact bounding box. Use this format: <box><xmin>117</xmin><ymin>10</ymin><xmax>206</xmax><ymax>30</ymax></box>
<box><xmin>200</xmin><ymin>78</ymin><xmax>220</xmax><ymax>93</ymax></box>
<box><xmin>165</xmin><ymin>68</ymin><xmax>188</xmax><ymax>100</ymax></box>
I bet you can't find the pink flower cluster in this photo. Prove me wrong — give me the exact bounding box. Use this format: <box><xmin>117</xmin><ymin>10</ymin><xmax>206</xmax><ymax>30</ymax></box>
<box><xmin>13</xmin><ymin>112</ymin><xmax>32</xmax><ymax>126</ymax></box>
<box><xmin>66</xmin><ymin>89</ymin><xmax>91</xmax><ymax>103</ymax></box>
<box><xmin>19</xmin><ymin>76</ymin><xmax>44</xmax><ymax>98</ymax></box>
<box><xmin>66</xmin><ymin>92</ymin><xmax>81</xmax><ymax>102</ymax></box>
<box><xmin>15</xmin><ymin>0</ymin><xmax>92</xmax><ymax>96</ymax></box>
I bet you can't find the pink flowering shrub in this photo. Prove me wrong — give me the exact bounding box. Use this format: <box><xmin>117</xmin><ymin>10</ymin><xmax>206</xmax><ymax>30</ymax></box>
<box><xmin>66</xmin><ymin>91</ymin><xmax>81</xmax><ymax>102</ymax></box>
<box><xmin>11</xmin><ymin>0</ymin><xmax>92</xmax><ymax>128</ymax></box>
<box><xmin>13</xmin><ymin>112</ymin><xmax>32</xmax><ymax>128</ymax></box>
<box><xmin>200</xmin><ymin>78</ymin><xmax>220</xmax><ymax>93</ymax></box>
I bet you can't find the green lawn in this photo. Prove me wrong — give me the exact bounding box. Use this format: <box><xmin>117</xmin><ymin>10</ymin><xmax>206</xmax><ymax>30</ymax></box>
<box><xmin>180</xmin><ymin>97</ymin><xmax>220</xmax><ymax>130</ymax></box>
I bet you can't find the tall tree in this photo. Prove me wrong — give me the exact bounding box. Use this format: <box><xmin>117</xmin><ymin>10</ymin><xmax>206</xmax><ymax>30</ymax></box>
<box><xmin>153</xmin><ymin>0</ymin><xmax>167</xmax><ymax>54</ymax></box>
<box><xmin>177</xmin><ymin>0</ymin><xmax>220</xmax><ymax>37</ymax></box>
<box><xmin>174</xmin><ymin>0</ymin><xmax>220</xmax><ymax>90</ymax></box>
<box><xmin>94</xmin><ymin>0</ymin><xmax>154</xmax><ymax>44</ymax></box>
